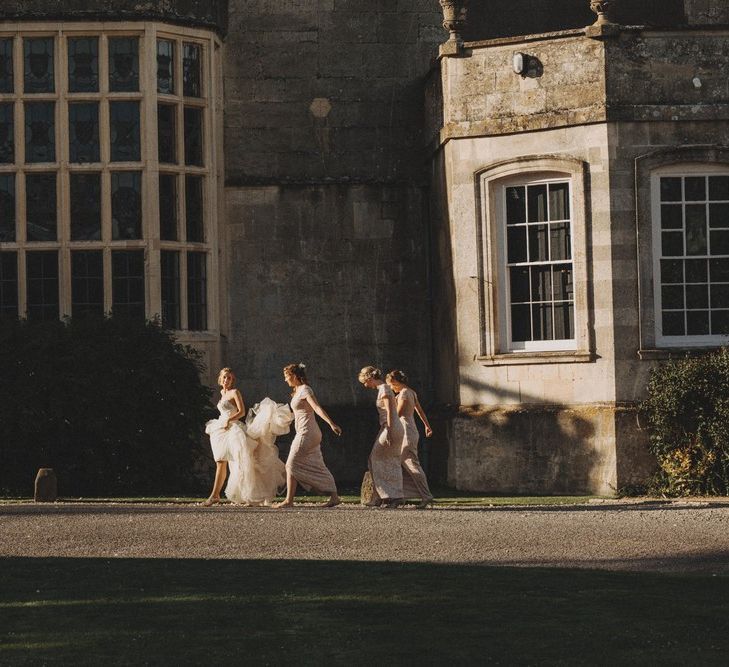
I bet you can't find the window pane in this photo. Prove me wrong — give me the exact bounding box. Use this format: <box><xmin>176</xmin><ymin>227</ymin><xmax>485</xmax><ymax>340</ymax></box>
<box><xmin>158</xmin><ymin>104</ymin><xmax>177</xmax><ymax>164</ymax></box>
<box><xmin>68</xmin><ymin>37</ymin><xmax>98</xmax><ymax>93</ymax></box>
<box><xmin>69</xmin><ymin>102</ymin><xmax>100</xmax><ymax>163</ymax></box>
<box><xmin>507</xmin><ymin>226</ymin><xmax>526</xmax><ymax>264</ymax></box>
<box><xmin>662</xmin><ymin>285</ymin><xmax>684</xmax><ymax>310</ymax></box>
<box><xmin>0</xmin><ymin>251</ymin><xmax>18</xmax><ymax>318</ymax></box>
<box><xmin>26</xmin><ymin>173</ymin><xmax>56</xmax><ymax>241</ymax></box>
<box><xmin>0</xmin><ymin>174</ymin><xmax>15</xmax><ymax>242</ymax></box>
<box><xmin>710</xmin><ymin>259</ymin><xmax>729</xmax><ymax>282</ymax></box>
<box><xmin>686</xmin><ymin>284</ymin><xmax>709</xmax><ymax>309</ymax></box>
<box><xmin>528</xmin><ymin>224</ymin><xmax>549</xmax><ymax>262</ymax></box>
<box><xmin>530</xmin><ymin>265</ymin><xmax>551</xmax><ymax>302</ymax></box>
<box><xmin>662</xmin><ymin>311</ymin><xmax>684</xmax><ymax>336</ymax></box>
<box><xmin>0</xmin><ymin>103</ymin><xmax>14</xmax><ymax>163</ymax></box>
<box><xmin>712</xmin><ymin>310</ymin><xmax>729</xmax><ymax>336</ymax></box>
<box><xmin>685</xmin><ymin>205</ymin><xmax>707</xmax><ymax>255</ymax></box>
<box><xmin>187</xmin><ymin>251</ymin><xmax>207</xmax><ymax>331</ymax></box>
<box><xmin>661</xmin><ymin>231</ymin><xmax>683</xmax><ymax>257</ymax></box>
<box><xmin>505</xmin><ymin>186</ymin><xmax>525</xmax><ymax>225</ymax></box>
<box><xmin>25</xmin><ymin>102</ymin><xmax>55</xmax><ymax>163</ymax></box>
<box><xmin>161</xmin><ymin>250</ymin><xmax>180</xmax><ymax>329</ymax></box>
<box><xmin>157</xmin><ymin>40</ymin><xmax>175</xmax><ymax>95</ymax></box>
<box><xmin>660</xmin><ymin>259</ymin><xmax>683</xmax><ymax>284</ymax></box>
<box><xmin>112</xmin><ymin>250</ymin><xmax>145</xmax><ymax>319</ymax></box>
<box><xmin>110</xmin><ymin>101</ymin><xmax>140</xmax><ymax>162</ymax></box>
<box><xmin>548</xmin><ymin>183</ymin><xmax>569</xmax><ymax>220</ymax></box>
<box><xmin>684</xmin><ymin>176</ymin><xmax>706</xmax><ymax>202</ymax></box>
<box><xmin>660</xmin><ymin>204</ymin><xmax>682</xmax><ymax>230</ymax></box>
<box><xmin>70</xmin><ymin>173</ymin><xmax>101</xmax><ymax>240</ymax></box>
<box><xmin>159</xmin><ymin>174</ymin><xmax>178</xmax><ymax>241</ymax></box>
<box><xmin>24</xmin><ymin>37</ymin><xmax>54</xmax><ymax>93</ymax></box>
<box><xmin>687</xmin><ymin>310</ymin><xmax>710</xmax><ymax>335</ymax></box>
<box><xmin>710</xmin><ymin>285</ymin><xmax>729</xmax><ymax>309</ymax></box>
<box><xmin>711</xmin><ymin>230</ymin><xmax>729</xmax><ymax>256</ymax></box>
<box><xmin>0</xmin><ymin>38</ymin><xmax>13</xmax><ymax>93</ymax></box>
<box><xmin>532</xmin><ymin>303</ymin><xmax>553</xmax><ymax>341</ymax></box>
<box><xmin>112</xmin><ymin>171</ymin><xmax>142</xmax><ymax>240</ymax></box>
<box><xmin>660</xmin><ymin>177</ymin><xmax>682</xmax><ymax>202</ymax></box>
<box><xmin>527</xmin><ymin>184</ymin><xmax>547</xmax><ymax>222</ymax></box>
<box><xmin>685</xmin><ymin>259</ymin><xmax>708</xmax><ymax>283</ymax></box>
<box><xmin>552</xmin><ymin>265</ymin><xmax>573</xmax><ymax>301</ymax></box>
<box><xmin>509</xmin><ymin>267</ymin><xmax>529</xmax><ymax>303</ymax></box>
<box><xmin>183</xmin><ymin>43</ymin><xmax>202</xmax><ymax>98</ymax></box>
<box><xmin>549</xmin><ymin>222</ymin><xmax>571</xmax><ymax>261</ymax></box>
<box><xmin>709</xmin><ymin>176</ymin><xmax>729</xmax><ymax>201</ymax></box>
<box><xmin>709</xmin><ymin>203</ymin><xmax>729</xmax><ymax>229</ymax></box>
<box><xmin>184</xmin><ymin>106</ymin><xmax>203</xmax><ymax>166</ymax></box>
<box><xmin>553</xmin><ymin>303</ymin><xmax>574</xmax><ymax>340</ymax></box>
<box><xmin>26</xmin><ymin>251</ymin><xmax>58</xmax><ymax>321</ymax></box>
<box><xmin>185</xmin><ymin>175</ymin><xmax>204</xmax><ymax>242</ymax></box>
<box><xmin>511</xmin><ymin>304</ymin><xmax>530</xmax><ymax>342</ymax></box>
<box><xmin>71</xmin><ymin>250</ymin><xmax>104</xmax><ymax>318</ymax></box>
<box><xmin>109</xmin><ymin>37</ymin><xmax>139</xmax><ymax>92</ymax></box>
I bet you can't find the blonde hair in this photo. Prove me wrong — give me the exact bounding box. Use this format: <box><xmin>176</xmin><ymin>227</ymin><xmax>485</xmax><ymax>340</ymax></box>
<box><xmin>358</xmin><ymin>366</ymin><xmax>382</xmax><ymax>382</ymax></box>
<box><xmin>217</xmin><ymin>367</ymin><xmax>236</xmax><ymax>388</ymax></box>
<box><xmin>386</xmin><ymin>369</ymin><xmax>408</xmax><ymax>385</ymax></box>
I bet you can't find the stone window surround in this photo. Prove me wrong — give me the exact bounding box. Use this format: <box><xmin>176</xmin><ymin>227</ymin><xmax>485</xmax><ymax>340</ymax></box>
<box><xmin>0</xmin><ymin>21</ymin><xmax>222</xmax><ymax>342</ymax></box>
<box><xmin>475</xmin><ymin>155</ymin><xmax>593</xmax><ymax>366</ymax></box>
<box><xmin>636</xmin><ymin>145</ymin><xmax>729</xmax><ymax>358</ymax></box>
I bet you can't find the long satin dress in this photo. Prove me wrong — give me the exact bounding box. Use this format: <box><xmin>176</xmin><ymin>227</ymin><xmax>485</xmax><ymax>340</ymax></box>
<box><xmin>368</xmin><ymin>383</ymin><xmax>404</xmax><ymax>501</ymax></box>
<box><xmin>398</xmin><ymin>387</ymin><xmax>433</xmax><ymax>501</ymax></box>
<box><xmin>285</xmin><ymin>384</ymin><xmax>338</xmax><ymax>493</ymax></box>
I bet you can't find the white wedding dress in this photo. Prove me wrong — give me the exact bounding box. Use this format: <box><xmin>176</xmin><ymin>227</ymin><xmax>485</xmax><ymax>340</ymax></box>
<box><xmin>205</xmin><ymin>397</ymin><xmax>292</xmax><ymax>505</ymax></box>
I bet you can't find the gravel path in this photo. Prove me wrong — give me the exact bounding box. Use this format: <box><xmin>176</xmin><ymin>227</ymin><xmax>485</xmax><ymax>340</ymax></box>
<box><xmin>1</xmin><ymin>501</ymin><xmax>728</xmax><ymax>573</ymax></box>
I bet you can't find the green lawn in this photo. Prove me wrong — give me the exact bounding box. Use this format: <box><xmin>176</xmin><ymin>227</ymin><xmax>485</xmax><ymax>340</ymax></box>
<box><xmin>1</xmin><ymin>558</ymin><xmax>727</xmax><ymax>664</ymax></box>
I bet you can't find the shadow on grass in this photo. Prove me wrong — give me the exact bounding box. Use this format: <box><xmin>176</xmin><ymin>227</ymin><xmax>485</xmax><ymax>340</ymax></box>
<box><xmin>1</xmin><ymin>558</ymin><xmax>728</xmax><ymax>665</ymax></box>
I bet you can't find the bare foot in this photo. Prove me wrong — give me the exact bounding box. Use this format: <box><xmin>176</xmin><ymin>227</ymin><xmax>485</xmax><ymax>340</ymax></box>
<box><xmin>273</xmin><ymin>501</ymin><xmax>294</xmax><ymax>509</ymax></box>
<box><xmin>321</xmin><ymin>497</ymin><xmax>342</xmax><ymax>508</ymax></box>
<box><xmin>201</xmin><ymin>497</ymin><xmax>220</xmax><ymax>507</ymax></box>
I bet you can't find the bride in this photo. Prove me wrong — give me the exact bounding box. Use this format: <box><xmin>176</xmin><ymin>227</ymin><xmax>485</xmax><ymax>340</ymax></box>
<box><xmin>202</xmin><ymin>367</ymin><xmax>291</xmax><ymax>506</ymax></box>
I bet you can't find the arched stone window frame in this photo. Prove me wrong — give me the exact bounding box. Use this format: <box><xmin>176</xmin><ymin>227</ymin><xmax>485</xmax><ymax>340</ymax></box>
<box><xmin>475</xmin><ymin>155</ymin><xmax>593</xmax><ymax>365</ymax></box>
<box><xmin>636</xmin><ymin>145</ymin><xmax>729</xmax><ymax>355</ymax></box>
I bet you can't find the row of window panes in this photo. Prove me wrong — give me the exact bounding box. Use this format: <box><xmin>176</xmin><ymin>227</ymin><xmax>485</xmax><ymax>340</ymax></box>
<box><xmin>0</xmin><ymin>37</ymin><xmax>202</xmax><ymax>97</ymax></box>
<box><xmin>660</xmin><ymin>175</ymin><xmax>729</xmax><ymax>203</ymax></box>
<box><xmin>511</xmin><ymin>303</ymin><xmax>575</xmax><ymax>342</ymax></box>
<box><xmin>662</xmin><ymin>309</ymin><xmax>729</xmax><ymax>337</ymax></box>
<box><xmin>0</xmin><ymin>101</ymin><xmax>203</xmax><ymax>165</ymax></box>
<box><xmin>506</xmin><ymin>182</ymin><xmax>570</xmax><ymax>225</ymax></box>
<box><xmin>0</xmin><ymin>172</ymin><xmax>204</xmax><ymax>243</ymax></box>
<box><xmin>0</xmin><ymin>250</ymin><xmax>207</xmax><ymax>329</ymax></box>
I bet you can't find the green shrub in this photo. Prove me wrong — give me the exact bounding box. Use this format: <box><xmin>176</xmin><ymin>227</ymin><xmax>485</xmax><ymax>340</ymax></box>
<box><xmin>640</xmin><ymin>347</ymin><xmax>729</xmax><ymax>496</ymax></box>
<box><xmin>0</xmin><ymin>316</ymin><xmax>213</xmax><ymax>497</ymax></box>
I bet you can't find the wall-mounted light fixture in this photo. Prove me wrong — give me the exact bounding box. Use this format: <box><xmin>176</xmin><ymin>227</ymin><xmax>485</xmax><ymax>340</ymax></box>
<box><xmin>512</xmin><ymin>52</ymin><xmax>543</xmax><ymax>78</ymax></box>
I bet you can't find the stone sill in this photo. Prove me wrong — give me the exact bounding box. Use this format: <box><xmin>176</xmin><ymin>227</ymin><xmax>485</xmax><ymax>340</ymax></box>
<box><xmin>462</xmin><ymin>28</ymin><xmax>586</xmax><ymax>51</ymax></box>
<box><xmin>638</xmin><ymin>347</ymin><xmax>724</xmax><ymax>360</ymax></box>
<box><xmin>478</xmin><ymin>350</ymin><xmax>595</xmax><ymax>366</ymax></box>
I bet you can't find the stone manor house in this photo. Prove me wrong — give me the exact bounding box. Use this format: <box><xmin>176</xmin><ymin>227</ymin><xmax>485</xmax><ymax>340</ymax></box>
<box><xmin>0</xmin><ymin>0</ymin><xmax>727</xmax><ymax>493</ymax></box>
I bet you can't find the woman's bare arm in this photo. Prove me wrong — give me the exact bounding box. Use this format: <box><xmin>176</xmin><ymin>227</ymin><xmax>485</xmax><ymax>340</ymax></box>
<box><xmin>305</xmin><ymin>393</ymin><xmax>342</xmax><ymax>435</ymax></box>
<box><xmin>414</xmin><ymin>397</ymin><xmax>433</xmax><ymax>437</ymax></box>
<box><xmin>225</xmin><ymin>389</ymin><xmax>246</xmax><ymax>427</ymax></box>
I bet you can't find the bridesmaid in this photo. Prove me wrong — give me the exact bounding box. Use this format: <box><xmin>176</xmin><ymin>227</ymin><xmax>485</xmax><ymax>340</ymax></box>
<box><xmin>386</xmin><ymin>370</ymin><xmax>435</xmax><ymax>509</ymax></box>
<box><xmin>274</xmin><ymin>363</ymin><xmax>342</xmax><ymax>508</ymax></box>
<box><xmin>358</xmin><ymin>366</ymin><xmax>404</xmax><ymax>508</ymax></box>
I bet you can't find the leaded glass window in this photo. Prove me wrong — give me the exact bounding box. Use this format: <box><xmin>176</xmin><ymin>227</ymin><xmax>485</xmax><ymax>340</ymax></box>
<box><xmin>0</xmin><ymin>174</ymin><xmax>14</xmax><ymax>242</ymax></box>
<box><xmin>158</xmin><ymin>104</ymin><xmax>177</xmax><ymax>164</ymax></box>
<box><xmin>159</xmin><ymin>174</ymin><xmax>178</xmax><ymax>241</ymax></box>
<box><xmin>187</xmin><ymin>251</ymin><xmax>207</xmax><ymax>331</ymax></box>
<box><xmin>109</xmin><ymin>37</ymin><xmax>139</xmax><ymax>92</ymax></box>
<box><xmin>24</xmin><ymin>102</ymin><xmax>55</xmax><ymax>163</ymax></box>
<box><xmin>71</xmin><ymin>250</ymin><xmax>104</xmax><ymax>318</ymax></box>
<box><xmin>185</xmin><ymin>175</ymin><xmax>204</xmax><ymax>242</ymax></box>
<box><xmin>157</xmin><ymin>40</ymin><xmax>175</xmax><ymax>95</ymax></box>
<box><xmin>24</xmin><ymin>37</ymin><xmax>54</xmax><ymax>94</ymax></box>
<box><xmin>26</xmin><ymin>250</ymin><xmax>58</xmax><ymax>321</ymax></box>
<box><xmin>112</xmin><ymin>250</ymin><xmax>145</xmax><ymax>319</ymax></box>
<box><xmin>183</xmin><ymin>43</ymin><xmax>202</xmax><ymax>98</ymax></box>
<box><xmin>25</xmin><ymin>173</ymin><xmax>56</xmax><ymax>242</ymax></box>
<box><xmin>0</xmin><ymin>103</ymin><xmax>14</xmax><ymax>163</ymax></box>
<box><xmin>184</xmin><ymin>107</ymin><xmax>203</xmax><ymax>166</ymax></box>
<box><xmin>70</xmin><ymin>173</ymin><xmax>101</xmax><ymax>240</ymax></box>
<box><xmin>0</xmin><ymin>38</ymin><xmax>13</xmax><ymax>94</ymax></box>
<box><xmin>69</xmin><ymin>102</ymin><xmax>100</xmax><ymax>163</ymax></box>
<box><xmin>111</xmin><ymin>171</ymin><xmax>142</xmax><ymax>239</ymax></box>
<box><xmin>0</xmin><ymin>252</ymin><xmax>18</xmax><ymax>318</ymax></box>
<box><xmin>110</xmin><ymin>101</ymin><xmax>140</xmax><ymax>162</ymax></box>
<box><xmin>68</xmin><ymin>37</ymin><xmax>99</xmax><ymax>93</ymax></box>
<box><xmin>161</xmin><ymin>250</ymin><xmax>180</xmax><ymax>329</ymax></box>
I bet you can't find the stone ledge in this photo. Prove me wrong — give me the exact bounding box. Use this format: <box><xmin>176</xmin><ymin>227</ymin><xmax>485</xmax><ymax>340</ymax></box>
<box><xmin>478</xmin><ymin>350</ymin><xmax>595</xmax><ymax>366</ymax></box>
<box><xmin>637</xmin><ymin>347</ymin><xmax>725</xmax><ymax>361</ymax></box>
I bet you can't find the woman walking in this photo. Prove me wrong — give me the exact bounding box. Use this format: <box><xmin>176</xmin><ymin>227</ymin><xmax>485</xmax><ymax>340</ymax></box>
<box><xmin>358</xmin><ymin>366</ymin><xmax>404</xmax><ymax>508</ymax></box>
<box><xmin>386</xmin><ymin>370</ymin><xmax>434</xmax><ymax>509</ymax></box>
<box><xmin>274</xmin><ymin>363</ymin><xmax>342</xmax><ymax>508</ymax></box>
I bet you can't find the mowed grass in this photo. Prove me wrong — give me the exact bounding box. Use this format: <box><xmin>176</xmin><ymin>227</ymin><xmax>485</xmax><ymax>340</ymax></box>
<box><xmin>1</xmin><ymin>558</ymin><xmax>728</xmax><ymax>665</ymax></box>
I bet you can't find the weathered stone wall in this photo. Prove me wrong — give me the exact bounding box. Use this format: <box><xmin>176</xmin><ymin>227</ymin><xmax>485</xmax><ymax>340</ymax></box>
<box><xmin>683</xmin><ymin>0</ymin><xmax>729</xmax><ymax>25</ymax></box>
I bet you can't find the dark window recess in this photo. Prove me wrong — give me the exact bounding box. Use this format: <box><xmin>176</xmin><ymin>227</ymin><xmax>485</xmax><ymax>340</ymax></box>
<box><xmin>68</xmin><ymin>102</ymin><xmax>100</xmax><ymax>163</ymax></box>
<box><xmin>25</xmin><ymin>173</ymin><xmax>56</xmax><ymax>241</ymax></box>
<box><xmin>109</xmin><ymin>37</ymin><xmax>139</xmax><ymax>92</ymax></box>
<box><xmin>157</xmin><ymin>104</ymin><xmax>177</xmax><ymax>164</ymax></box>
<box><xmin>0</xmin><ymin>174</ymin><xmax>15</xmax><ymax>242</ymax></box>
<box><xmin>185</xmin><ymin>175</ymin><xmax>204</xmax><ymax>242</ymax></box>
<box><xmin>159</xmin><ymin>174</ymin><xmax>178</xmax><ymax>241</ymax></box>
<box><xmin>112</xmin><ymin>171</ymin><xmax>142</xmax><ymax>240</ymax></box>
<box><xmin>110</xmin><ymin>101</ymin><xmax>140</xmax><ymax>162</ymax></box>
<box><xmin>70</xmin><ymin>173</ymin><xmax>101</xmax><ymax>240</ymax></box>
<box><xmin>187</xmin><ymin>251</ymin><xmax>207</xmax><ymax>331</ymax></box>
<box><xmin>184</xmin><ymin>106</ymin><xmax>203</xmax><ymax>166</ymax></box>
<box><xmin>24</xmin><ymin>37</ymin><xmax>54</xmax><ymax>94</ymax></box>
<box><xmin>161</xmin><ymin>250</ymin><xmax>180</xmax><ymax>329</ymax></box>
<box><xmin>25</xmin><ymin>102</ymin><xmax>55</xmax><ymax>163</ymax></box>
<box><xmin>71</xmin><ymin>250</ymin><xmax>104</xmax><ymax>318</ymax></box>
<box><xmin>183</xmin><ymin>43</ymin><xmax>202</xmax><ymax>98</ymax></box>
<box><xmin>112</xmin><ymin>250</ymin><xmax>145</xmax><ymax>320</ymax></box>
<box><xmin>68</xmin><ymin>37</ymin><xmax>98</xmax><ymax>93</ymax></box>
<box><xmin>0</xmin><ymin>38</ymin><xmax>13</xmax><ymax>93</ymax></box>
<box><xmin>26</xmin><ymin>250</ymin><xmax>58</xmax><ymax>321</ymax></box>
<box><xmin>157</xmin><ymin>40</ymin><xmax>175</xmax><ymax>95</ymax></box>
<box><xmin>0</xmin><ymin>103</ymin><xmax>14</xmax><ymax>163</ymax></box>
<box><xmin>0</xmin><ymin>251</ymin><xmax>18</xmax><ymax>318</ymax></box>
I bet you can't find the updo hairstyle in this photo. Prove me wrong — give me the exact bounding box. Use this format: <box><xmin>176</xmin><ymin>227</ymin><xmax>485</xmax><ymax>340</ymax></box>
<box><xmin>386</xmin><ymin>369</ymin><xmax>408</xmax><ymax>385</ymax></box>
<box><xmin>284</xmin><ymin>363</ymin><xmax>308</xmax><ymax>385</ymax></box>
<box><xmin>358</xmin><ymin>366</ymin><xmax>382</xmax><ymax>382</ymax></box>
